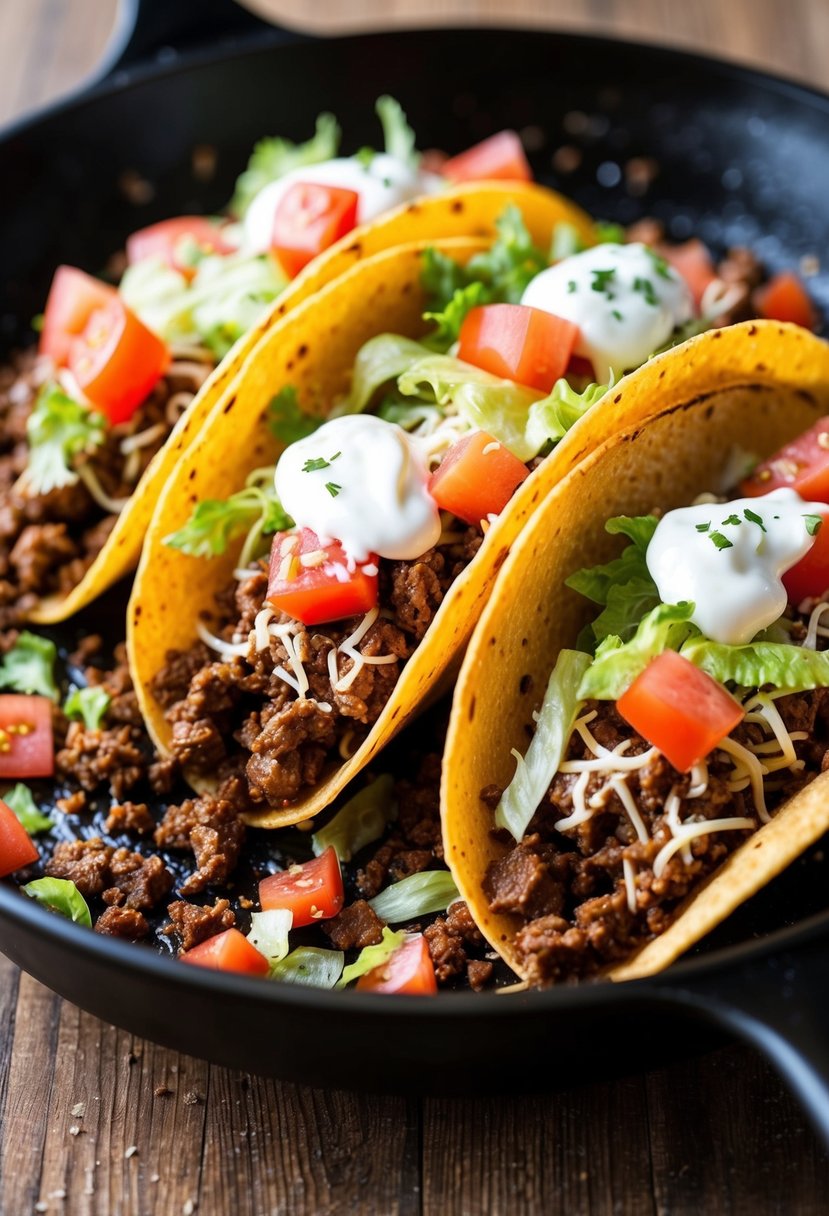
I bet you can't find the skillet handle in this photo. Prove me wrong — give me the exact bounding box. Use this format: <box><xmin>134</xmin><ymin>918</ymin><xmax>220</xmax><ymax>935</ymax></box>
<box><xmin>651</xmin><ymin>934</ymin><xmax>829</xmax><ymax>1148</ymax></box>
<box><xmin>98</xmin><ymin>0</ymin><xmax>289</xmax><ymax>79</ymax></box>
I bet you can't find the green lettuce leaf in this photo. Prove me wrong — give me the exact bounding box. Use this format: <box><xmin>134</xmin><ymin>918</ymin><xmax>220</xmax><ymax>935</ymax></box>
<box><xmin>4</xmin><ymin>783</ymin><xmax>52</xmax><ymax>834</ymax></box>
<box><xmin>523</xmin><ymin>377</ymin><xmax>611</xmax><ymax>453</ymax></box>
<box><xmin>337</xmin><ymin>926</ymin><xmax>407</xmax><ymax>988</ymax></box>
<box><xmin>566</xmin><ymin>515</ymin><xmax>660</xmax><ymax>647</ymax></box>
<box><xmin>0</xmin><ymin>632</ymin><xmax>58</xmax><ymax>700</ymax></box>
<box><xmin>24</xmin><ymin>384</ymin><xmax>105</xmax><ymax>497</ymax></box>
<box><xmin>64</xmin><ymin>685</ymin><xmax>110</xmax><ymax>730</ymax></box>
<box><xmin>680</xmin><ymin>637</ymin><xmax>829</xmax><ymax>692</ymax></box>
<box><xmin>230</xmin><ymin>113</ymin><xmax>341</xmax><ymax>217</ymax></box>
<box><xmin>343</xmin><ymin>334</ymin><xmax>433</xmax><ymax>415</ymax></box>
<box><xmin>164</xmin><ymin>467</ymin><xmax>291</xmax><ymax>561</ymax></box>
<box><xmin>376</xmin><ymin>95</ymin><xmax>419</xmax><ymax>168</ymax></box>
<box><xmin>23</xmin><ymin>878</ymin><xmax>91</xmax><ymax>927</ymax></box>
<box><xmin>422</xmin><ymin>280</ymin><xmax>490</xmax><ymax>351</ymax></box>
<box><xmin>368</xmin><ymin>871</ymin><xmax>459</xmax><ymax>923</ymax></box>
<box><xmin>496</xmin><ymin>649</ymin><xmax>592</xmax><ymax>841</ymax></box>
<box><xmin>550</xmin><ymin>221</ymin><xmax>587</xmax><ymax>261</ymax></box>
<box><xmin>421</xmin><ymin>247</ymin><xmax>471</xmax><ymax>314</ymax></box>
<box><xmin>247</xmin><ymin>908</ymin><xmax>292</xmax><ymax>967</ymax></box>
<box><xmin>270</xmin><ymin>947</ymin><xmax>344</xmax><ymax>988</ymax></box>
<box><xmin>311</xmin><ymin>774</ymin><xmax>396</xmax><ymax>862</ymax></box>
<box><xmin>267</xmin><ymin>386</ymin><xmax>322</xmax><ymax>445</ymax></box>
<box><xmin>578</xmin><ymin>602</ymin><xmax>697</xmax><ymax>701</ymax></box>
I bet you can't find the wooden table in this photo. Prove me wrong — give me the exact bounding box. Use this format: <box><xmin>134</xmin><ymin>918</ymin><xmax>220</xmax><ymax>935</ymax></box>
<box><xmin>2</xmin><ymin>2</ymin><xmax>829</xmax><ymax>1212</ymax></box>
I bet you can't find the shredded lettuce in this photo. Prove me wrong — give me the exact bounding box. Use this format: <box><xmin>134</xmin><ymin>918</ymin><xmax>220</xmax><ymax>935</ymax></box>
<box><xmin>164</xmin><ymin>467</ymin><xmax>291</xmax><ymax>562</ymax></box>
<box><xmin>230</xmin><ymin>113</ymin><xmax>341</xmax><ymax>217</ymax></box>
<box><xmin>368</xmin><ymin>871</ymin><xmax>459</xmax><ymax>923</ymax></box>
<box><xmin>550</xmin><ymin>221</ymin><xmax>587</xmax><ymax>261</ymax></box>
<box><xmin>337</xmin><ymin>926</ymin><xmax>407</xmax><ymax>988</ymax></box>
<box><xmin>64</xmin><ymin>685</ymin><xmax>110</xmax><ymax>731</ymax></box>
<box><xmin>271</xmin><ymin>947</ymin><xmax>344</xmax><ymax>988</ymax></box>
<box><xmin>422</xmin><ymin>281</ymin><xmax>490</xmax><ymax>350</ymax></box>
<box><xmin>377</xmin><ymin>399</ymin><xmax>443</xmax><ymax>431</ymax></box>
<box><xmin>267</xmin><ymin>386</ymin><xmax>322</xmax><ymax>445</ymax></box>
<box><xmin>681</xmin><ymin>637</ymin><xmax>829</xmax><ymax>692</ymax></box>
<box><xmin>566</xmin><ymin>515</ymin><xmax>660</xmax><ymax>647</ymax></box>
<box><xmin>311</xmin><ymin>774</ymin><xmax>396</xmax><ymax>862</ymax></box>
<box><xmin>578</xmin><ymin>602</ymin><xmax>697</xmax><ymax>701</ymax></box>
<box><xmin>0</xmin><ymin>632</ymin><xmax>58</xmax><ymax>700</ymax></box>
<box><xmin>523</xmin><ymin>377</ymin><xmax>612</xmax><ymax>455</ymax></box>
<box><xmin>342</xmin><ymin>334</ymin><xmax>433</xmax><ymax>415</ymax></box>
<box><xmin>24</xmin><ymin>384</ymin><xmax>105</xmax><ymax>497</ymax></box>
<box><xmin>376</xmin><ymin>95</ymin><xmax>419</xmax><ymax>169</ymax></box>
<box><xmin>4</xmin><ymin>783</ymin><xmax>52</xmax><ymax>834</ymax></box>
<box><xmin>23</xmin><ymin>878</ymin><xmax>91</xmax><ymax>927</ymax></box>
<box><xmin>247</xmin><ymin>908</ymin><xmax>292</xmax><ymax>967</ymax></box>
<box><xmin>496</xmin><ymin>649</ymin><xmax>591</xmax><ymax>841</ymax></box>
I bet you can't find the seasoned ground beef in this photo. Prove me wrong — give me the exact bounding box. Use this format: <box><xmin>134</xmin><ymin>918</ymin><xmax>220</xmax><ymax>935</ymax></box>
<box><xmin>95</xmin><ymin>906</ymin><xmax>150</xmax><ymax>940</ymax></box>
<box><xmin>0</xmin><ymin>349</ymin><xmax>211</xmax><ymax>624</ymax></box>
<box><xmin>104</xmin><ymin>801</ymin><xmax>155</xmax><ymax>836</ymax></box>
<box><xmin>324</xmin><ymin>899</ymin><xmax>384</xmax><ymax>951</ymax></box>
<box><xmin>163</xmin><ymin>898</ymin><xmax>236</xmax><ymax>952</ymax></box>
<box><xmin>424</xmin><ymin>902</ymin><xmax>491</xmax><ymax>988</ymax></box>
<box><xmin>152</xmin><ymin>526</ymin><xmax>482</xmax><ymax>811</ymax></box>
<box><xmin>154</xmin><ymin>795</ymin><xmax>245</xmax><ymax>895</ymax></box>
<box><xmin>486</xmin><ymin>686</ymin><xmax>829</xmax><ymax>986</ymax></box>
<box><xmin>46</xmin><ymin>839</ymin><xmax>172</xmax><ymax>910</ymax></box>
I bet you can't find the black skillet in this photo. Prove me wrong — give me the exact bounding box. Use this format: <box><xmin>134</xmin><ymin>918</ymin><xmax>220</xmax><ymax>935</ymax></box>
<box><xmin>3</xmin><ymin>0</ymin><xmax>829</xmax><ymax>1140</ymax></box>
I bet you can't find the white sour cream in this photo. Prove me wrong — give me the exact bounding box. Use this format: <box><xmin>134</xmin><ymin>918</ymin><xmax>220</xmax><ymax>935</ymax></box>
<box><xmin>646</xmin><ymin>488</ymin><xmax>825</xmax><ymax>645</ymax></box>
<box><xmin>274</xmin><ymin>415</ymin><xmax>441</xmax><ymax>563</ymax></box>
<box><xmin>244</xmin><ymin>156</ymin><xmax>444</xmax><ymax>254</ymax></box>
<box><xmin>520</xmin><ymin>243</ymin><xmax>693</xmax><ymax>382</ymax></box>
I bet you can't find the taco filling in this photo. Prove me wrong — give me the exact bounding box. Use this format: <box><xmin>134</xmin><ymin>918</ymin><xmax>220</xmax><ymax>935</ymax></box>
<box><xmin>146</xmin><ymin>203</ymin><xmax>786</xmax><ymax>815</ymax></box>
<box><xmin>483</xmin><ymin>425</ymin><xmax>829</xmax><ymax>985</ymax></box>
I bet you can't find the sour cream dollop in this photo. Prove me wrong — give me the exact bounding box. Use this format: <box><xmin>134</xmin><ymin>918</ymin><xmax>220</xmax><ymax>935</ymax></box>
<box><xmin>244</xmin><ymin>156</ymin><xmax>444</xmax><ymax>255</ymax></box>
<box><xmin>646</xmin><ymin>488</ymin><xmax>825</xmax><ymax>645</ymax></box>
<box><xmin>275</xmin><ymin>415</ymin><xmax>441</xmax><ymax>563</ymax></box>
<box><xmin>521</xmin><ymin>243</ymin><xmax>693</xmax><ymax>382</ymax></box>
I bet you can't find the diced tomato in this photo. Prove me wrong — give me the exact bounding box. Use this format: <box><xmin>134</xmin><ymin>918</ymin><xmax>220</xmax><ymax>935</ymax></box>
<box><xmin>458</xmin><ymin>303</ymin><xmax>578</xmax><ymax>393</ymax></box>
<box><xmin>126</xmin><ymin>216</ymin><xmax>234</xmax><ymax>280</ymax></box>
<box><xmin>0</xmin><ymin>799</ymin><xmax>39</xmax><ymax>879</ymax></box>
<box><xmin>69</xmin><ymin>298</ymin><xmax>170</xmax><ymax>425</ymax></box>
<box><xmin>181</xmin><ymin>928</ymin><xmax>270</xmax><ymax>976</ymax></box>
<box><xmin>657</xmin><ymin>239</ymin><xmax>717</xmax><ymax>311</ymax></box>
<box><xmin>617</xmin><ymin>650</ymin><xmax>745</xmax><ymax>773</ymax></box>
<box><xmin>755</xmin><ymin>271</ymin><xmax>816</xmax><ymax>330</ymax></box>
<box><xmin>429</xmin><ymin>431</ymin><xmax>529</xmax><ymax>527</ymax></box>
<box><xmin>271</xmin><ymin>182</ymin><xmax>359</xmax><ymax>278</ymax></box>
<box><xmin>442</xmin><ymin>131</ymin><xmax>532</xmax><ymax>184</ymax></box>
<box><xmin>259</xmin><ymin>847</ymin><xmax>344</xmax><ymax>928</ymax></box>
<box><xmin>267</xmin><ymin>528</ymin><xmax>378</xmax><ymax>626</ymax></box>
<box><xmin>356</xmin><ymin>934</ymin><xmax>438</xmax><ymax>995</ymax></box>
<box><xmin>39</xmin><ymin>266</ymin><xmax>117</xmax><ymax>366</ymax></box>
<box><xmin>741</xmin><ymin>418</ymin><xmax>829</xmax><ymax>503</ymax></box>
<box><xmin>0</xmin><ymin>695</ymin><xmax>53</xmax><ymax>779</ymax></box>
<box><xmin>783</xmin><ymin>512</ymin><xmax>829</xmax><ymax>604</ymax></box>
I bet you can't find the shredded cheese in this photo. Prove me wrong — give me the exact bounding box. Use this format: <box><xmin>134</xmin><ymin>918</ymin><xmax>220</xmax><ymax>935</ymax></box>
<box><xmin>253</xmin><ymin>606</ymin><xmax>275</xmax><ymax>651</ymax></box>
<box><xmin>803</xmin><ymin>601</ymin><xmax>829</xmax><ymax>649</ymax></box>
<box><xmin>76</xmin><ymin>464</ymin><xmax>131</xmax><ymax>514</ymax></box>
<box><xmin>716</xmin><ymin>736</ymin><xmax>770</xmax><ymax>821</ymax></box>
<box><xmin>653</xmin><ymin>816</ymin><xmax>755</xmax><ymax>879</ymax></box>
<box><xmin>622</xmin><ymin>857</ymin><xmax>637</xmax><ymax>913</ymax></box>
<box><xmin>196</xmin><ymin>620</ymin><xmax>249</xmax><ymax>658</ymax></box>
<box><xmin>333</xmin><ymin>608</ymin><xmax>398</xmax><ymax>694</ymax></box>
<box><xmin>609</xmin><ymin>775</ymin><xmax>650</xmax><ymax>844</ymax></box>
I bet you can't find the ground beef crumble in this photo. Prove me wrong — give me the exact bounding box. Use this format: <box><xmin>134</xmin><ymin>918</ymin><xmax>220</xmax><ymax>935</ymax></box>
<box><xmin>163</xmin><ymin>898</ymin><xmax>236</xmax><ymax>952</ymax></box>
<box><xmin>485</xmin><ymin>684</ymin><xmax>829</xmax><ymax>986</ymax></box>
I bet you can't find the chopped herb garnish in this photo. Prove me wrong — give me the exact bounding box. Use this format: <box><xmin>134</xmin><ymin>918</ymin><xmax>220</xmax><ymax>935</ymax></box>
<box><xmin>721</xmin><ymin>514</ymin><xmax>742</xmax><ymax>527</ymax></box>
<box><xmin>325</xmin><ymin>482</ymin><xmax>342</xmax><ymax>498</ymax></box>
<box><xmin>695</xmin><ymin>522</ymin><xmax>711</xmax><ymax>533</ymax></box>
<box><xmin>709</xmin><ymin>530</ymin><xmax>733</xmax><ymax>550</ymax></box>
<box><xmin>611</xmin><ymin>309</ymin><xmax>623</xmax><ymax>321</ymax></box>
<box><xmin>804</xmin><ymin>514</ymin><xmax>824</xmax><ymax>537</ymax></box>
<box><xmin>567</xmin><ymin>279</ymin><xmax>577</xmax><ymax>294</ymax></box>
<box><xmin>645</xmin><ymin>247</ymin><xmax>672</xmax><ymax>280</ymax></box>
<box><xmin>302</xmin><ymin>457</ymin><xmax>329</xmax><ymax>472</ymax></box>
<box><xmin>744</xmin><ymin>508</ymin><xmax>767</xmax><ymax>532</ymax></box>
<box><xmin>591</xmin><ymin>268</ymin><xmax>616</xmax><ymax>295</ymax></box>
<box><xmin>24</xmin><ymin>384</ymin><xmax>106</xmax><ymax>497</ymax></box>
<box><xmin>633</xmin><ymin>276</ymin><xmax>658</xmax><ymax>306</ymax></box>
<box><xmin>0</xmin><ymin>632</ymin><xmax>58</xmax><ymax>700</ymax></box>
<box><xmin>354</xmin><ymin>145</ymin><xmax>376</xmax><ymax>168</ymax></box>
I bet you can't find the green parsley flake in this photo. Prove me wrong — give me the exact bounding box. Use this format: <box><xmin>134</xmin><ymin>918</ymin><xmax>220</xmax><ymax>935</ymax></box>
<box><xmin>633</xmin><ymin>276</ymin><xmax>658</xmax><ymax>306</ymax></box>
<box><xmin>744</xmin><ymin>508</ymin><xmax>767</xmax><ymax>532</ymax></box>
<box><xmin>709</xmin><ymin>530</ymin><xmax>733</xmax><ymax>551</ymax></box>
<box><xmin>591</xmin><ymin>268</ymin><xmax>616</xmax><ymax>295</ymax></box>
<box><xmin>567</xmin><ymin>280</ymin><xmax>577</xmax><ymax>294</ymax></box>
<box><xmin>695</xmin><ymin>522</ymin><xmax>711</xmax><ymax>533</ymax></box>
<box><xmin>646</xmin><ymin>248</ymin><xmax>672</xmax><ymax>280</ymax></box>
<box><xmin>325</xmin><ymin>482</ymin><xmax>342</xmax><ymax>498</ymax></box>
<box><xmin>611</xmin><ymin>309</ymin><xmax>623</xmax><ymax>322</ymax></box>
<box><xmin>804</xmin><ymin>514</ymin><xmax>824</xmax><ymax>537</ymax></box>
<box><xmin>721</xmin><ymin>514</ymin><xmax>742</xmax><ymax>527</ymax></box>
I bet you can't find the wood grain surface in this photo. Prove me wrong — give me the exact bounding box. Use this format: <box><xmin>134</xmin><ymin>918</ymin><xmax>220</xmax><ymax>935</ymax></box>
<box><xmin>2</xmin><ymin>2</ymin><xmax>829</xmax><ymax>1214</ymax></box>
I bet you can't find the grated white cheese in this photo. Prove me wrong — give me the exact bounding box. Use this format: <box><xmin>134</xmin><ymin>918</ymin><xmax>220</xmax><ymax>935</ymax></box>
<box><xmin>609</xmin><ymin>775</ymin><xmax>650</xmax><ymax>844</ymax></box>
<box><xmin>333</xmin><ymin>607</ymin><xmax>398</xmax><ymax>693</ymax></box>
<box><xmin>196</xmin><ymin>620</ymin><xmax>249</xmax><ymax>658</ymax></box>
<box><xmin>622</xmin><ymin>857</ymin><xmax>637</xmax><ymax>913</ymax></box>
<box><xmin>253</xmin><ymin>606</ymin><xmax>276</xmax><ymax>652</ymax></box>
<box><xmin>76</xmin><ymin>464</ymin><xmax>131</xmax><ymax>513</ymax></box>
<box><xmin>653</xmin><ymin>815</ymin><xmax>755</xmax><ymax>879</ymax></box>
<box><xmin>803</xmin><ymin>601</ymin><xmax>829</xmax><ymax>649</ymax></box>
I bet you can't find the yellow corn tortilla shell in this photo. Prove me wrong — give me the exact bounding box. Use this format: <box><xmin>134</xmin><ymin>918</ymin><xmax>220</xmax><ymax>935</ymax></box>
<box><xmin>30</xmin><ymin>181</ymin><xmax>593</xmax><ymax>624</ymax></box>
<box><xmin>442</xmin><ymin>320</ymin><xmax>829</xmax><ymax>984</ymax></box>
<box><xmin>128</xmin><ymin>225</ymin><xmax>634</xmax><ymax>831</ymax></box>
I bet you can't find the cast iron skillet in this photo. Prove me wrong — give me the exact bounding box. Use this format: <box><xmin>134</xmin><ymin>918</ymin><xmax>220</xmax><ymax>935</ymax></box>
<box><xmin>3</xmin><ymin>0</ymin><xmax>829</xmax><ymax>1136</ymax></box>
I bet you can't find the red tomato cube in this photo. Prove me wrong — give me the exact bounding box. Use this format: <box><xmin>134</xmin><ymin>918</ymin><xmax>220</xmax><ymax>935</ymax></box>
<box><xmin>783</xmin><ymin>512</ymin><xmax>829</xmax><ymax>604</ymax></box>
<box><xmin>356</xmin><ymin>934</ymin><xmax>437</xmax><ymax>995</ymax></box>
<box><xmin>126</xmin><ymin>216</ymin><xmax>234</xmax><ymax>280</ymax></box>
<box><xmin>39</xmin><ymin>266</ymin><xmax>117</xmax><ymax>367</ymax></box>
<box><xmin>259</xmin><ymin>847</ymin><xmax>344</xmax><ymax>927</ymax></box>
<box><xmin>181</xmin><ymin>928</ymin><xmax>270</xmax><ymax>976</ymax></box>
<box><xmin>617</xmin><ymin>650</ymin><xmax>745</xmax><ymax>773</ymax></box>
<box><xmin>0</xmin><ymin>695</ymin><xmax>54</xmax><ymax>779</ymax></box>
<box><xmin>69</xmin><ymin>298</ymin><xmax>170</xmax><ymax>425</ymax></box>
<box><xmin>458</xmin><ymin>303</ymin><xmax>578</xmax><ymax>393</ymax></box>
<box><xmin>0</xmin><ymin>799</ymin><xmax>39</xmax><ymax>878</ymax></box>
<box><xmin>657</xmin><ymin>240</ymin><xmax>717</xmax><ymax>311</ymax></box>
<box><xmin>267</xmin><ymin>528</ymin><xmax>378</xmax><ymax>626</ymax></box>
<box><xmin>429</xmin><ymin>431</ymin><xmax>529</xmax><ymax>527</ymax></box>
<box><xmin>271</xmin><ymin>182</ymin><xmax>359</xmax><ymax>278</ymax></box>
<box><xmin>755</xmin><ymin>271</ymin><xmax>816</xmax><ymax>330</ymax></box>
<box><xmin>442</xmin><ymin>131</ymin><xmax>532</xmax><ymax>183</ymax></box>
<box><xmin>741</xmin><ymin>418</ymin><xmax>829</xmax><ymax>503</ymax></box>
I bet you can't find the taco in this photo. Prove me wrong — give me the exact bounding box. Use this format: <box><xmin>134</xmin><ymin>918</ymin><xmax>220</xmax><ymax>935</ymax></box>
<box><xmin>6</xmin><ymin>89</ymin><xmax>590</xmax><ymax>627</ymax></box>
<box><xmin>442</xmin><ymin>320</ymin><xmax>829</xmax><ymax>986</ymax></box>
<box><xmin>126</xmin><ymin>198</ymin><xmax>809</xmax><ymax>833</ymax></box>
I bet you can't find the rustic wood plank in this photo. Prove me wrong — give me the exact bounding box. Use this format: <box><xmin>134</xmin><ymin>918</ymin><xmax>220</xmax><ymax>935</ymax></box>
<box><xmin>646</xmin><ymin>1046</ymin><xmax>829</xmax><ymax>1216</ymax></box>
<box><xmin>422</xmin><ymin>1078</ymin><xmax>656</xmax><ymax>1216</ymax></box>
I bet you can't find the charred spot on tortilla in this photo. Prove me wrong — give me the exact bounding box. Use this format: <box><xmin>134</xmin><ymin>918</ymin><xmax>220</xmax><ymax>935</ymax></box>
<box><xmin>222</xmin><ymin>397</ymin><xmax>236</xmax><ymax>415</ymax></box>
<box><xmin>188</xmin><ymin>469</ymin><xmax>197</xmax><ymax>481</ymax></box>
